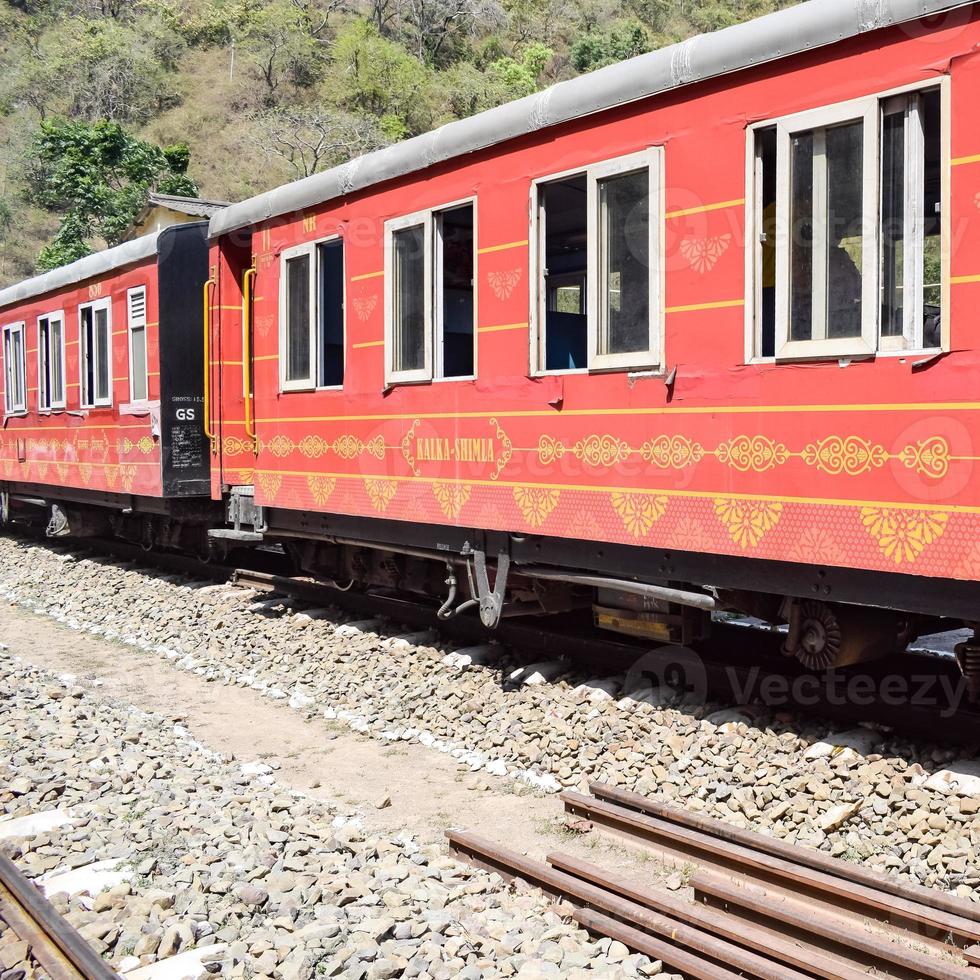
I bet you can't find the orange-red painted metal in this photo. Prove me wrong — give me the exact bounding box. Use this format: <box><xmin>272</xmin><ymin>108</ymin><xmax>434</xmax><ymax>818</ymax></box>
<box><xmin>207</xmin><ymin>14</ymin><xmax>980</xmax><ymax>584</ymax></box>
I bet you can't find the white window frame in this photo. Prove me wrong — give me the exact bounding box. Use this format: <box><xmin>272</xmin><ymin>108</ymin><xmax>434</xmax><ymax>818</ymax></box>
<box><xmin>278</xmin><ymin>236</ymin><xmax>346</xmax><ymax>393</ymax></box>
<box><xmin>746</xmin><ymin>77</ymin><xmax>950</xmax><ymax>363</ymax></box>
<box><xmin>279</xmin><ymin>242</ymin><xmax>318</xmax><ymax>392</ymax></box>
<box><xmin>79</xmin><ymin>297</ymin><xmax>113</xmax><ymax>409</ymax></box>
<box><xmin>127</xmin><ymin>286</ymin><xmax>149</xmax><ymax>403</ymax></box>
<box><xmin>3</xmin><ymin>321</ymin><xmax>27</xmax><ymax>416</ymax></box>
<box><xmin>384</xmin><ymin>198</ymin><xmax>477</xmax><ymax>386</ymax></box>
<box><xmin>530</xmin><ymin>148</ymin><xmax>664</xmax><ymax>376</ymax></box>
<box><xmin>37</xmin><ymin>309</ymin><xmax>66</xmax><ymax>412</ymax></box>
<box><xmin>774</xmin><ymin>97</ymin><xmax>879</xmax><ymax>361</ymax></box>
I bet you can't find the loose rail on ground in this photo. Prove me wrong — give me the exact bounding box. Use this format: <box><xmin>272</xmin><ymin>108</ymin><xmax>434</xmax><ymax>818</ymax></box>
<box><xmin>448</xmin><ymin>784</ymin><xmax>980</xmax><ymax>979</ymax></box>
<box><xmin>0</xmin><ymin>852</ymin><xmax>120</xmax><ymax>980</ymax></box>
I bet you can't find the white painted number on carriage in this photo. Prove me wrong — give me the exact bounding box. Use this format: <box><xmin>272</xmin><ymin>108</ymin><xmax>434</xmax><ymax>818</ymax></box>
<box><xmin>176</xmin><ymin>408</ymin><xmax>196</xmax><ymax>421</ymax></box>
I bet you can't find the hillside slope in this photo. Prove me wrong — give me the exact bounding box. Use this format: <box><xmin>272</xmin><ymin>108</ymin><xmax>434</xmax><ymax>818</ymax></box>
<box><xmin>0</xmin><ymin>0</ymin><xmax>795</xmax><ymax>288</ymax></box>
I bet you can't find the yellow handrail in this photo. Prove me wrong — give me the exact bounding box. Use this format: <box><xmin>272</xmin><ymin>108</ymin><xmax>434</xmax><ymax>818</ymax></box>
<box><xmin>242</xmin><ymin>263</ymin><xmax>257</xmax><ymax>447</ymax></box>
<box><xmin>202</xmin><ymin>276</ymin><xmax>215</xmax><ymax>449</ymax></box>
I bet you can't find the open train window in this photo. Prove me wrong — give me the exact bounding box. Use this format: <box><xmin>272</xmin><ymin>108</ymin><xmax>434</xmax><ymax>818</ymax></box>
<box><xmin>127</xmin><ymin>287</ymin><xmax>148</xmax><ymax>402</ymax></box>
<box><xmin>2</xmin><ymin>321</ymin><xmax>26</xmax><ymax>415</ymax></box>
<box><xmin>37</xmin><ymin>310</ymin><xmax>66</xmax><ymax>411</ymax></box>
<box><xmin>749</xmin><ymin>81</ymin><xmax>946</xmax><ymax>360</ymax></box>
<box><xmin>384</xmin><ymin>201</ymin><xmax>475</xmax><ymax>385</ymax></box>
<box><xmin>533</xmin><ymin>149</ymin><xmax>662</xmax><ymax>374</ymax></box>
<box><xmin>79</xmin><ymin>298</ymin><xmax>112</xmax><ymax>408</ymax></box>
<box><xmin>279</xmin><ymin>238</ymin><xmax>345</xmax><ymax>391</ymax></box>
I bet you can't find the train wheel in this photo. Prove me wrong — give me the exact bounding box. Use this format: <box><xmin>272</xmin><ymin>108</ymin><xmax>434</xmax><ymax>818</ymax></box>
<box><xmin>785</xmin><ymin>600</ymin><xmax>842</xmax><ymax>670</ymax></box>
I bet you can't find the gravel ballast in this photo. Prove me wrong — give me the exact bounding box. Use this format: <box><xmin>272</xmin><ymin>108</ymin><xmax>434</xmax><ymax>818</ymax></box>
<box><xmin>0</xmin><ymin>535</ymin><xmax>978</xmax><ymax>903</ymax></box>
<box><xmin>0</xmin><ymin>656</ymin><xmax>663</xmax><ymax>980</ymax></box>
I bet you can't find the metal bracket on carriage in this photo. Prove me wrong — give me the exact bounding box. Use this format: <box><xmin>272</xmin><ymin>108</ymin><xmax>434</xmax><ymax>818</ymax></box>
<box><xmin>445</xmin><ymin>544</ymin><xmax>510</xmax><ymax>630</ymax></box>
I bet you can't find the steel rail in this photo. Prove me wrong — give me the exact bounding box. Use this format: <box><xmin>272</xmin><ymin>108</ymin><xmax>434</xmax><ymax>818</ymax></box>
<box><xmin>589</xmin><ymin>781</ymin><xmax>980</xmax><ymax>925</ymax></box>
<box><xmin>547</xmin><ymin>851</ymin><xmax>868</xmax><ymax>980</ymax></box>
<box><xmin>560</xmin><ymin>791</ymin><xmax>980</xmax><ymax>951</ymax></box>
<box><xmin>446</xmin><ymin>830</ymin><xmax>800</xmax><ymax>980</ymax></box>
<box><xmin>0</xmin><ymin>853</ymin><xmax>120</xmax><ymax>980</ymax></box>
<box><xmin>692</xmin><ymin>871</ymin><xmax>974</xmax><ymax>980</ymax></box>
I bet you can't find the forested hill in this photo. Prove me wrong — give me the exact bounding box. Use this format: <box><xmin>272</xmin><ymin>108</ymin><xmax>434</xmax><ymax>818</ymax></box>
<box><xmin>0</xmin><ymin>0</ymin><xmax>796</xmax><ymax>287</ymax></box>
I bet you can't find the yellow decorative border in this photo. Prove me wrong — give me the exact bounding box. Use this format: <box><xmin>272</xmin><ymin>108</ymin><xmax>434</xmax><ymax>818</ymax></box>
<box><xmin>532</xmin><ymin>432</ymin><xmax>953</xmax><ymax>479</ymax></box>
<box><xmin>478</xmin><ymin>239</ymin><xmax>529</xmax><ymax>255</ymax></box>
<box><xmin>665</xmin><ymin>198</ymin><xmax>745</xmax><ymax>219</ymax></box>
<box><xmin>246</xmin><ymin>467</ymin><xmax>980</xmax><ymax>516</ymax></box>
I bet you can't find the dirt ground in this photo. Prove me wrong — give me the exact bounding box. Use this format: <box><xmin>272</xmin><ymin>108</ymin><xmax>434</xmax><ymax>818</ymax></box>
<box><xmin>0</xmin><ymin>598</ymin><xmax>672</xmax><ymax>886</ymax></box>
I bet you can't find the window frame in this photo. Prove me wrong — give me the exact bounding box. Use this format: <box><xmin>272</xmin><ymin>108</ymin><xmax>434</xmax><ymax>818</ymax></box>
<box><xmin>2</xmin><ymin>321</ymin><xmax>27</xmax><ymax>416</ymax></box>
<box><xmin>127</xmin><ymin>286</ymin><xmax>149</xmax><ymax>403</ymax></box>
<box><xmin>745</xmin><ymin>77</ymin><xmax>951</xmax><ymax>363</ymax></box>
<box><xmin>78</xmin><ymin>296</ymin><xmax>113</xmax><ymax>409</ymax></box>
<box><xmin>277</xmin><ymin>236</ymin><xmax>347</xmax><ymax>393</ymax></box>
<box><xmin>279</xmin><ymin>242</ymin><xmax>318</xmax><ymax>393</ymax></box>
<box><xmin>384</xmin><ymin>197</ymin><xmax>477</xmax><ymax>387</ymax></box>
<box><xmin>774</xmin><ymin>97</ymin><xmax>879</xmax><ymax>361</ymax></box>
<box><xmin>37</xmin><ymin>309</ymin><xmax>66</xmax><ymax>413</ymax></box>
<box><xmin>530</xmin><ymin>148</ymin><xmax>665</xmax><ymax>377</ymax></box>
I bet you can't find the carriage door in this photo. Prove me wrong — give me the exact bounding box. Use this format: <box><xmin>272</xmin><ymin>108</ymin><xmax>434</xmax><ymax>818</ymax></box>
<box><xmin>212</xmin><ymin>233</ymin><xmax>262</xmax><ymax>531</ymax></box>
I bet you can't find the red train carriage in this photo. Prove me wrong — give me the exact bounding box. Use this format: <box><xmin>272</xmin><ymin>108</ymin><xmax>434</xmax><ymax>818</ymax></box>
<box><xmin>0</xmin><ymin>224</ymin><xmax>217</xmax><ymax>550</ymax></box>
<box><xmin>202</xmin><ymin>0</ymin><xmax>980</xmax><ymax>675</ymax></box>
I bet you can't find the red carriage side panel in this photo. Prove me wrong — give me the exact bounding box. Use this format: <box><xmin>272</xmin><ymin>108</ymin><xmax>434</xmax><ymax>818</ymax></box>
<box><xmin>0</xmin><ymin>226</ymin><xmax>211</xmax><ymax>507</ymax></box>
<box><xmin>212</xmin><ymin>12</ymin><xmax>980</xmax><ymax>606</ymax></box>
<box><xmin>0</xmin><ymin>251</ymin><xmax>164</xmax><ymax>498</ymax></box>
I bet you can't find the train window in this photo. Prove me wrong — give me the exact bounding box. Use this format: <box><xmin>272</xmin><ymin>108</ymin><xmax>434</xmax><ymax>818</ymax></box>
<box><xmin>317</xmin><ymin>240</ymin><xmax>344</xmax><ymax>388</ymax></box>
<box><xmin>279</xmin><ymin>238</ymin><xmax>346</xmax><ymax>392</ymax></box>
<box><xmin>79</xmin><ymin>298</ymin><xmax>112</xmax><ymax>408</ymax></box>
<box><xmin>533</xmin><ymin>149</ymin><xmax>662</xmax><ymax>374</ymax></box>
<box><xmin>281</xmin><ymin>248</ymin><xmax>314</xmax><ymax>390</ymax></box>
<box><xmin>435</xmin><ymin>204</ymin><xmax>474</xmax><ymax>379</ymax></box>
<box><xmin>37</xmin><ymin>311</ymin><xmax>66</xmax><ymax>411</ymax></box>
<box><xmin>384</xmin><ymin>200</ymin><xmax>475</xmax><ymax>385</ymax></box>
<box><xmin>879</xmin><ymin>89</ymin><xmax>944</xmax><ymax>352</ymax></box>
<box><xmin>127</xmin><ymin>287</ymin><xmax>148</xmax><ymax>402</ymax></box>
<box><xmin>2</xmin><ymin>322</ymin><xmax>27</xmax><ymax>415</ymax></box>
<box><xmin>750</xmin><ymin>82</ymin><xmax>945</xmax><ymax>360</ymax></box>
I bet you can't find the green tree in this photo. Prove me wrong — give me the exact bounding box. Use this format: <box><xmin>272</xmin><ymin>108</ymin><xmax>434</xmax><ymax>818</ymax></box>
<box><xmin>488</xmin><ymin>41</ymin><xmax>552</xmax><ymax>99</ymax></box>
<box><xmin>330</xmin><ymin>19</ymin><xmax>436</xmax><ymax>136</ymax></box>
<box><xmin>25</xmin><ymin>119</ymin><xmax>197</xmax><ymax>270</ymax></box>
<box><xmin>237</xmin><ymin>0</ymin><xmax>325</xmax><ymax>101</ymax></box>
<box><xmin>571</xmin><ymin>20</ymin><xmax>650</xmax><ymax>73</ymax></box>
<box><xmin>15</xmin><ymin>16</ymin><xmax>181</xmax><ymax>123</ymax></box>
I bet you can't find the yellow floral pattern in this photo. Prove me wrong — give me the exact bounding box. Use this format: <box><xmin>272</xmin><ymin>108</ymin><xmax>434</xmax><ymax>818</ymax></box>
<box><xmin>802</xmin><ymin>436</ymin><xmax>887</xmax><ymax>477</ymax></box>
<box><xmin>433</xmin><ymin>483</ymin><xmax>472</xmax><ymax>520</ymax></box>
<box><xmin>119</xmin><ymin>464</ymin><xmax>137</xmax><ymax>491</ymax></box>
<box><xmin>899</xmin><ymin>436</ymin><xmax>950</xmax><ymax>480</ymax></box>
<box><xmin>365</xmin><ymin>478</ymin><xmax>398</xmax><ymax>513</ymax></box>
<box><xmin>308</xmin><ymin>475</ymin><xmax>337</xmax><ymax>506</ymax></box>
<box><xmin>860</xmin><ymin>507</ymin><xmax>949</xmax><ymax>565</ymax></box>
<box><xmin>714</xmin><ymin>498</ymin><xmax>783</xmax><ymax>548</ymax></box>
<box><xmin>513</xmin><ymin>486</ymin><xmax>560</xmax><ymax>527</ymax></box>
<box><xmin>258</xmin><ymin>472</ymin><xmax>282</xmax><ymax>500</ymax></box>
<box><xmin>680</xmin><ymin>234</ymin><xmax>732</xmax><ymax>274</ymax></box>
<box><xmin>640</xmin><ymin>435</ymin><xmax>704</xmax><ymax>469</ymax></box>
<box><xmin>611</xmin><ymin>492</ymin><xmax>668</xmax><ymax>538</ymax></box>
<box><xmin>717</xmin><ymin>436</ymin><xmax>788</xmax><ymax>473</ymax></box>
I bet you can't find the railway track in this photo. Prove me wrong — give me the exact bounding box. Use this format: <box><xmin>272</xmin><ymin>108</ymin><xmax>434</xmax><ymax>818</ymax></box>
<box><xmin>0</xmin><ymin>852</ymin><xmax>118</xmax><ymax>980</ymax></box>
<box><xmin>230</xmin><ymin>566</ymin><xmax>980</xmax><ymax>745</ymax></box>
<box><xmin>11</xmin><ymin>529</ymin><xmax>980</xmax><ymax>743</ymax></box>
<box><xmin>449</xmin><ymin>783</ymin><xmax>980</xmax><ymax>979</ymax></box>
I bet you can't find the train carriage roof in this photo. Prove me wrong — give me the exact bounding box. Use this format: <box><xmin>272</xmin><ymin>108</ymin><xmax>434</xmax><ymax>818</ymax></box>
<box><xmin>0</xmin><ymin>231</ymin><xmax>162</xmax><ymax>311</ymax></box>
<box><xmin>209</xmin><ymin>0</ymin><xmax>974</xmax><ymax>239</ymax></box>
